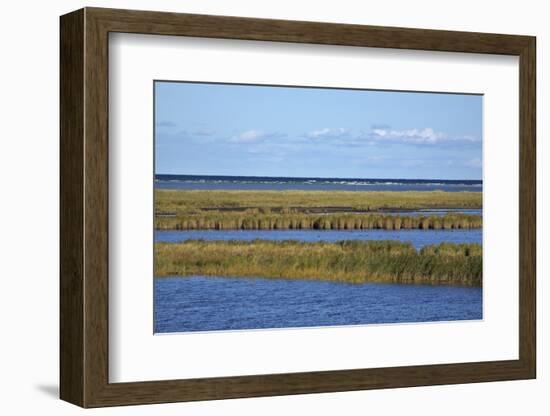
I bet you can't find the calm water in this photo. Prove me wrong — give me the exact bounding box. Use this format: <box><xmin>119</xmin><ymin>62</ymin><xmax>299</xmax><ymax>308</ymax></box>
<box><xmin>155</xmin><ymin>174</ymin><xmax>482</xmax><ymax>192</ymax></box>
<box><xmin>154</xmin><ymin>276</ymin><xmax>482</xmax><ymax>333</ymax></box>
<box><xmin>380</xmin><ymin>208</ymin><xmax>482</xmax><ymax>217</ymax></box>
<box><xmin>156</xmin><ymin>228</ymin><xmax>482</xmax><ymax>249</ymax></box>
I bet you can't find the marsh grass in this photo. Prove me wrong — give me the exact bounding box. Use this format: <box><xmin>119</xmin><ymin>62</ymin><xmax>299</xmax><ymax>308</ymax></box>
<box><xmin>155</xmin><ymin>189</ymin><xmax>482</xmax><ymax>230</ymax></box>
<box><xmin>155</xmin><ymin>212</ymin><xmax>482</xmax><ymax>230</ymax></box>
<box><xmin>156</xmin><ymin>189</ymin><xmax>482</xmax><ymax>212</ymax></box>
<box><xmin>155</xmin><ymin>240</ymin><xmax>482</xmax><ymax>287</ymax></box>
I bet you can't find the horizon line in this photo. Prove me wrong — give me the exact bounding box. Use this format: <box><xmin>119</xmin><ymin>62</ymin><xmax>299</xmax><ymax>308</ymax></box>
<box><xmin>155</xmin><ymin>173</ymin><xmax>482</xmax><ymax>182</ymax></box>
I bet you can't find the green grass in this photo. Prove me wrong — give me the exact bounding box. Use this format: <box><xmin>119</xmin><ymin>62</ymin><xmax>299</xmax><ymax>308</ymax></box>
<box><xmin>155</xmin><ymin>240</ymin><xmax>482</xmax><ymax>287</ymax></box>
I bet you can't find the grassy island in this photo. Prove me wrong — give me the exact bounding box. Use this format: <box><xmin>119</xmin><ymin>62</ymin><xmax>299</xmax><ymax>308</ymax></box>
<box><xmin>156</xmin><ymin>189</ymin><xmax>482</xmax><ymax>212</ymax></box>
<box><xmin>155</xmin><ymin>240</ymin><xmax>482</xmax><ymax>287</ymax></box>
<box><xmin>155</xmin><ymin>189</ymin><xmax>482</xmax><ymax>230</ymax></box>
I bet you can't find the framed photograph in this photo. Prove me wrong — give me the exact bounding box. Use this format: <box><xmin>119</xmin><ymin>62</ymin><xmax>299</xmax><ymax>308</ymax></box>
<box><xmin>60</xmin><ymin>7</ymin><xmax>536</xmax><ymax>408</ymax></box>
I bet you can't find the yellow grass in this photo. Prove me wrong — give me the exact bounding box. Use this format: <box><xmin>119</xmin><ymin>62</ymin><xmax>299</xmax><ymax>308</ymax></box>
<box><xmin>155</xmin><ymin>189</ymin><xmax>482</xmax><ymax>230</ymax></box>
<box><xmin>155</xmin><ymin>240</ymin><xmax>482</xmax><ymax>287</ymax></box>
<box><xmin>156</xmin><ymin>189</ymin><xmax>482</xmax><ymax>213</ymax></box>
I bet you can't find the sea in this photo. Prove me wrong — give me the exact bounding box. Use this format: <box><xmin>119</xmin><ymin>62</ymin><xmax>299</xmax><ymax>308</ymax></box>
<box><xmin>155</xmin><ymin>174</ymin><xmax>482</xmax><ymax>192</ymax></box>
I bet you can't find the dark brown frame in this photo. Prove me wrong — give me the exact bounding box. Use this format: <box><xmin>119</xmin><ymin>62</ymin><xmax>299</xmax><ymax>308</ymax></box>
<box><xmin>60</xmin><ymin>7</ymin><xmax>536</xmax><ymax>408</ymax></box>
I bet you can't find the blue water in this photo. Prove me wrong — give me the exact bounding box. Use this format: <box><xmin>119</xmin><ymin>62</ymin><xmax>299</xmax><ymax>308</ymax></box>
<box><xmin>155</xmin><ymin>174</ymin><xmax>482</xmax><ymax>192</ymax></box>
<box><xmin>154</xmin><ymin>276</ymin><xmax>482</xmax><ymax>333</ymax></box>
<box><xmin>381</xmin><ymin>208</ymin><xmax>482</xmax><ymax>217</ymax></box>
<box><xmin>155</xmin><ymin>228</ymin><xmax>482</xmax><ymax>250</ymax></box>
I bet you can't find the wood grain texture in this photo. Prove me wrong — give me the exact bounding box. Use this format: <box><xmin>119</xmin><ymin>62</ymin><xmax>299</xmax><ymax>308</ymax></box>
<box><xmin>518</xmin><ymin>38</ymin><xmax>536</xmax><ymax>375</ymax></box>
<box><xmin>59</xmin><ymin>7</ymin><xmax>537</xmax><ymax>408</ymax></box>
<box><xmin>88</xmin><ymin>7</ymin><xmax>532</xmax><ymax>54</ymax></box>
<box><xmin>59</xmin><ymin>8</ymin><xmax>84</xmax><ymax>406</ymax></box>
<box><xmin>83</xmin><ymin>10</ymin><xmax>110</xmax><ymax>406</ymax></box>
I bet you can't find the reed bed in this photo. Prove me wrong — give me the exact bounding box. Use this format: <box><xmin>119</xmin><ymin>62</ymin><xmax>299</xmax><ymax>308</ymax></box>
<box><xmin>155</xmin><ymin>212</ymin><xmax>482</xmax><ymax>230</ymax></box>
<box><xmin>155</xmin><ymin>240</ymin><xmax>482</xmax><ymax>287</ymax></box>
<box><xmin>156</xmin><ymin>189</ymin><xmax>482</xmax><ymax>213</ymax></box>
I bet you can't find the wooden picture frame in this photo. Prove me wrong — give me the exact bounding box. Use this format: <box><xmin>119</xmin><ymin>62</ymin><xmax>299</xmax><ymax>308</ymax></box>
<box><xmin>60</xmin><ymin>7</ymin><xmax>536</xmax><ymax>408</ymax></box>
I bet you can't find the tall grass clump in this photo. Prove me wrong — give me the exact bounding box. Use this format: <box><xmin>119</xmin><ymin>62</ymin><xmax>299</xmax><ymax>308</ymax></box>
<box><xmin>155</xmin><ymin>212</ymin><xmax>482</xmax><ymax>230</ymax></box>
<box><xmin>155</xmin><ymin>240</ymin><xmax>482</xmax><ymax>287</ymax></box>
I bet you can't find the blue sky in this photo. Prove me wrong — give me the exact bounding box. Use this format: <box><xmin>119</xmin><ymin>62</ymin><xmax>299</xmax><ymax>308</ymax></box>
<box><xmin>155</xmin><ymin>81</ymin><xmax>482</xmax><ymax>180</ymax></box>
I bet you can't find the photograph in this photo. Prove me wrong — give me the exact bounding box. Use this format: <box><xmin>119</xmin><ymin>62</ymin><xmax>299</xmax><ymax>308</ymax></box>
<box><xmin>49</xmin><ymin>4</ymin><xmax>539</xmax><ymax>410</ymax></box>
<box><xmin>153</xmin><ymin>81</ymin><xmax>483</xmax><ymax>333</ymax></box>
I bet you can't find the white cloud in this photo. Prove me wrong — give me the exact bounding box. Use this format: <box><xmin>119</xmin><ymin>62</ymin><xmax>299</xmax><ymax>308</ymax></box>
<box><xmin>232</xmin><ymin>129</ymin><xmax>264</xmax><ymax>142</ymax></box>
<box><xmin>302</xmin><ymin>126</ymin><xmax>479</xmax><ymax>146</ymax></box>
<box><xmin>230</xmin><ymin>130</ymin><xmax>286</xmax><ymax>143</ymax></box>
<box><xmin>370</xmin><ymin>127</ymin><xmax>479</xmax><ymax>145</ymax></box>
<box><xmin>372</xmin><ymin>127</ymin><xmax>444</xmax><ymax>144</ymax></box>
<box><xmin>227</xmin><ymin>126</ymin><xmax>479</xmax><ymax>147</ymax></box>
<box><xmin>305</xmin><ymin>127</ymin><xmax>350</xmax><ymax>139</ymax></box>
